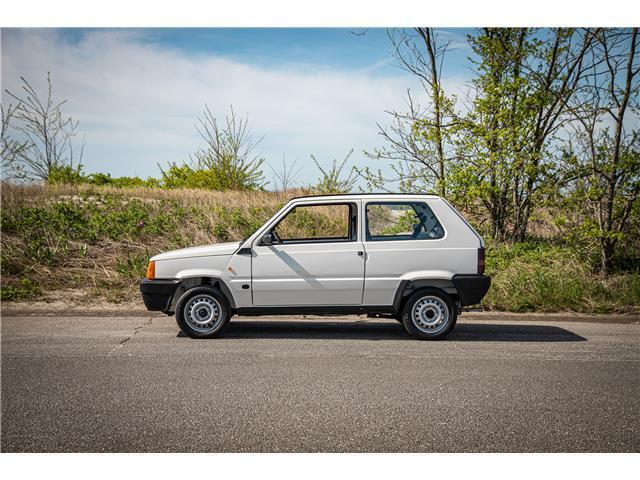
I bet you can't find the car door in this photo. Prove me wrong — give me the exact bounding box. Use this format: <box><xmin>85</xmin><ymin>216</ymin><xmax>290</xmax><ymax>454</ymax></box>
<box><xmin>251</xmin><ymin>201</ymin><xmax>365</xmax><ymax>306</ymax></box>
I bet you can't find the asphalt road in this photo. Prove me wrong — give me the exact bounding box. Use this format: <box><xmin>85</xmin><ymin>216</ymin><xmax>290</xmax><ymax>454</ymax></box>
<box><xmin>1</xmin><ymin>313</ymin><xmax>639</xmax><ymax>452</ymax></box>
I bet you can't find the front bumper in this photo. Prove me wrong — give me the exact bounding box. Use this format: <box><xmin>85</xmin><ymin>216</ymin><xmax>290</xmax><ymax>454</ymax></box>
<box><xmin>451</xmin><ymin>274</ymin><xmax>491</xmax><ymax>306</ymax></box>
<box><xmin>139</xmin><ymin>279</ymin><xmax>180</xmax><ymax>313</ymax></box>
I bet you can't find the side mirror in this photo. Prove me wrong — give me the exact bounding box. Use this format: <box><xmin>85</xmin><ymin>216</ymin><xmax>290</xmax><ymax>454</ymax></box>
<box><xmin>261</xmin><ymin>232</ymin><xmax>274</xmax><ymax>246</ymax></box>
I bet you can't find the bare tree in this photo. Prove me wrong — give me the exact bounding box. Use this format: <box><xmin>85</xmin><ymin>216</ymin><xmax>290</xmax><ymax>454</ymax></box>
<box><xmin>1</xmin><ymin>103</ymin><xmax>30</xmax><ymax>177</ymax></box>
<box><xmin>4</xmin><ymin>73</ymin><xmax>83</xmax><ymax>181</ymax></box>
<box><xmin>269</xmin><ymin>154</ymin><xmax>302</xmax><ymax>191</ymax></box>
<box><xmin>565</xmin><ymin>28</ymin><xmax>640</xmax><ymax>274</ymax></box>
<box><xmin>360</xmin><ymin>28</ymin><xmax>457</xmax><ymax>196</ymax></box>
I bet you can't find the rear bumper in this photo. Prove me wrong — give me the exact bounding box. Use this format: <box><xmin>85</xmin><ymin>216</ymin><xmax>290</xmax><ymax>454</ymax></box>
<box><xmin>452</xmin><ymin>274</ymin><xmax>491</xmax><ymax>306</ymax></box>
<box><xmin>139</xmin><ymin>279</ymin><xmax>180</xmax><ymax>313</ymax></box>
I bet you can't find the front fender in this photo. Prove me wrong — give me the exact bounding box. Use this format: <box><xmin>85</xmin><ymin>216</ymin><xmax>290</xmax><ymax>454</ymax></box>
<box><xmin>174</xmin><ymin>268</ymin><xmax>227</xmax><ymax>280</ymax></box>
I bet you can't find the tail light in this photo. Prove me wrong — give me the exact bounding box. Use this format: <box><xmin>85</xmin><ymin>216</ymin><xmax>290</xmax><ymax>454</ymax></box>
<box><xmin>146</xmin><ymin>260</ymin><xmax>155</xmax><ymax>280</ymax></box>
<box><xmin>477</xmin><ymin>248</ymin><xmax>485</xmax><ymax>275</ymax></box>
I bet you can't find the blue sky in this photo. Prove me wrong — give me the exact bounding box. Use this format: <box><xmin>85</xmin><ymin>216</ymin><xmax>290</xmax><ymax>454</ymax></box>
<box><xmin>62</xmin><ymin>28</ymin><xmax>474</xmax><ymax>73</ymax></box>
<box><xmin>1</xmin><ymin>28</ymin><xmax>475</xmax><ymax>186</ymax></box>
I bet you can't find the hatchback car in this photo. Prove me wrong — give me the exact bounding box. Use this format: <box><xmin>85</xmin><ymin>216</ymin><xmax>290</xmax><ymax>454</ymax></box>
<box><xmin>140</xmin><ymin>194</ymin><xmax>490</xmax><ymax>339</ymax></box>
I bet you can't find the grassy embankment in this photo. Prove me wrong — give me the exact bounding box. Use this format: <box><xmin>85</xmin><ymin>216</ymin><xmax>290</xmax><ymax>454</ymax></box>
<box><xmin>1</xmin><ymin>183</ymin><xmax>638</xmax><ymax>313</ymax></box>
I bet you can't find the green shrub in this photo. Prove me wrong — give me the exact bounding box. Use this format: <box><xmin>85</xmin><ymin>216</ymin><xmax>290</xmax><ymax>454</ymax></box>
<box><xmin>115</xmin><ymin>253</ymin><xmax>150</xmax><ymax>279</ymax></box>
<box><xmin>159</xmin><ymin>162</ymin><xmax>265</xmax><ymax>191</ymax></box>
<box><xmin>47</xmin><ymin>165</ymin><xmax>85</xmax><ymax>185</ymax></box>
<box><xmin>482</xmin><ymin>240</ymin><xmax>640</xmax><ymax>312</ymax></box>
<box><xmin>85</xmin><ymin>172</ymin><xmax>160</xmax><ymax>188</ymax></box>
<box><xmin>160</xmin><ymin>163</ymin><xmax>219</xmax><ymax>189</ymax></box>
<box><xmin>1</xmin><ymin>278</ymin><xmax>41</xmax><ymax>300</ymax></box>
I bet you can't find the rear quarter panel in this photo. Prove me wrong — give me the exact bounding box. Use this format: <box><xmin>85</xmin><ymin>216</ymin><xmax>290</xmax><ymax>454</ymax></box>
<box><xmin>362</xmin><ymin>197</ymin><xmax>481</xmax><ymax>305</ymax></box>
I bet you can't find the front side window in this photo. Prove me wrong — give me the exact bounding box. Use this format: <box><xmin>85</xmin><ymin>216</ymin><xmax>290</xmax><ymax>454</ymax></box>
<box><xmin>366</xmin><ymin>201</ymin><xmax>444</xmax><ymax>241</ymax></box>
<box><xmin>273</xmin><ymin>203</ymin><xmax>355</xmax><ymax>243</ymax></box>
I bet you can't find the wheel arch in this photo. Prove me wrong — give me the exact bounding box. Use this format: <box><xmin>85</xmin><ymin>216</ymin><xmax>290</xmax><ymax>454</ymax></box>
<box><xmin>392</xmin><ymin>279</ymin><xmax>459</xmax><ymax>314</ymax></box>
<box><xmin>169</xmin><ymin>276</ymin><xmax>237</xmax><ymax>313</ymax></box>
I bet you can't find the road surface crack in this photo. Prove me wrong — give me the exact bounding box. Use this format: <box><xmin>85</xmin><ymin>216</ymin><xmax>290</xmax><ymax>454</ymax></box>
<box><xmin>112</xmin><ymin>316</ymin><xmax>154</xmax><ymax>353</ymax></box>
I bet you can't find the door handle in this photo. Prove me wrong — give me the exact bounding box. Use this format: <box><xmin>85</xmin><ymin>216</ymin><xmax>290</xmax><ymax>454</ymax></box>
<box><xmin>357</xmin><ymin>251</ymin><xmax>364</xmax><ymax>256</ymax></box>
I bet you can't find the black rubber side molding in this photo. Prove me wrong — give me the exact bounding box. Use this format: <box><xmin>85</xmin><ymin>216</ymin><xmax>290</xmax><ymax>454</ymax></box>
<box><xmin>140</xmin><ymin>279</ymin><xmax>180</xmax><ymax>312</ymax></box>
<box><xmin>235</xmin><ymin>305</ymin><xmax>395</xmax><ymax>316</ymax></box>
<box><xmin>451</xmin><ymin>274</ymin><xmax>491</xmax><ymax>306</ymax></box>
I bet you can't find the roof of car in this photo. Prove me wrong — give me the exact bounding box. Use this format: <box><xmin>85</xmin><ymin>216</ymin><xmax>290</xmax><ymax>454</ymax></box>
<box><xmin>289</xmin><ymin>192</ymin><xmax>441</xmax><ymax>201</ymax></box>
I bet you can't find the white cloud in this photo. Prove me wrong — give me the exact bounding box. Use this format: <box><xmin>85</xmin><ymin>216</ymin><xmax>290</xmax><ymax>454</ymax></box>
<box><xmin>1</xmin><ymin>29</ymin><xmax>467</xmax><ymax>187</ymax></box>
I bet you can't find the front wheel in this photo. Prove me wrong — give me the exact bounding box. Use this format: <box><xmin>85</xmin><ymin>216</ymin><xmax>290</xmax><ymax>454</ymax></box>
<box><xmin>175</xmin><ymin>286</ymin><xmax>231</xmax><ymax>338</ymax></box>
<box><xmin>401</xmin><ymin>288</ymin><xmax>457</xmax><ymax>340</ymax></box>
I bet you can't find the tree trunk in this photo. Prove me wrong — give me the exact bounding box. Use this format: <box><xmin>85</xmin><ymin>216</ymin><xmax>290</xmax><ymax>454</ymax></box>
<box><xmin>600</xmin><ymin>237</ymin><xmax>615</xmax><ymax>276</ymax></box>
<box><xmin>418</xmin><ymin>28</ymin><xmax>446</xmax><ymax>197</ymax></box>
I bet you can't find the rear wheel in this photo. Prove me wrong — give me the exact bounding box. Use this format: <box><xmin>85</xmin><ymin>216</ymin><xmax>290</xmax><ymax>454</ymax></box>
<box><xmin>175</xmin><ymin>286</ymin><xmax>231</xmax><ymax>338</ymax></box>
<box><xmin>401</xmin><ymin>288</ymin><xmax>457</xmax><ymax>340</ymax></box>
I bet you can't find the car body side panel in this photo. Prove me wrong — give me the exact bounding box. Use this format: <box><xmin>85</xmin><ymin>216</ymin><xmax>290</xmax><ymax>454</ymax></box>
<box><xmin>251</xmin><ymin>242</ymin><xmax>365</xmax><ymax>306</ymax></box>
<box><xmin>361</xmin><ymin>246</ymin><xmax>477</xmax><ymax>305</ymax></box>
<box><xmin>153</xmin><ymin>253</ymin><xmax>252</xmax><ymax>308</ymax></box>
<box><xmin>221</xmin><ymin>252</ymin><xmax>253</xmax><ymax>308</ymax></box>
<box><xmin>361</xmin><ymin>197</ymin><xmax>481</xmax><ymax>306</ymax></box>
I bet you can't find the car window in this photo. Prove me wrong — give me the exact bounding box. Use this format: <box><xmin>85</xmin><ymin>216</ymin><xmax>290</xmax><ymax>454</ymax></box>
<box><xmin>366</xmin><ymin>202</ymin><xmax>444</xmax><ymax>241</ymax></box>
<box><xmin>274</xmin><ymin>203</ymin><xmax>354</xmax><ymax>243</ymax></box>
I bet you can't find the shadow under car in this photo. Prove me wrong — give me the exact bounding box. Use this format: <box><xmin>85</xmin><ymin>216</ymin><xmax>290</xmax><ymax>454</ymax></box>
<box><xmin>176</xmin><ymin>320</ymin><xmax>587</xmax><ymax>342</ymax></box>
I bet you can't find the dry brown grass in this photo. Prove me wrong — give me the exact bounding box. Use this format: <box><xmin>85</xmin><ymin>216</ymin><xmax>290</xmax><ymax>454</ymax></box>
<box><xmin>2</xmin><ymin>183</ymin><xmax>638</xmax><ymax>312</ymax></box>
<box><xmin>1</xmin><ymin>181</ymin><xmax>309</xmax><ymax>208</ymax></box>
<box><xmin>0</xmin><ymin>183</ymin><xmax>340</xmax><ymax>303</ymax></box>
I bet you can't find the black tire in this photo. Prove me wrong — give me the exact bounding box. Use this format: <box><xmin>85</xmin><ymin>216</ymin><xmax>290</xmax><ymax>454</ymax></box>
<box><xmin>401</xmin><ymin>288</ymin><xmax>457</xmax><ymax>340</ymax></box>
<box><xmin>175</xmin><ymin>286</ymin><xmax>231</xmax><ymax>339</ymax></box>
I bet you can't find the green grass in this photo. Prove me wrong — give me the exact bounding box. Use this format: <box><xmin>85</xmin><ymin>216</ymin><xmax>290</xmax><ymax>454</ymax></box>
<box><xmin>1</xmin><ymin>184</ymin><xmax>638</xmax><ymax>313</ymax></box>
<box><xmin>482</xmin><ymin>241</ymin><xmax>640</xmax><ymax>313</ymax></box>
<box><xmin>1</xmin><ymin>278</ymin><xmax>41</xmax><ymax>301</ymax></box>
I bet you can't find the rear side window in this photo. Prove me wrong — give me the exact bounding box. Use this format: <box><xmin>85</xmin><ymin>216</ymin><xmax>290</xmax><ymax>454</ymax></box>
<box><xmin>365</xmin><ymin>201</ymin><xmax>445</xmax><ymax>241</ymax></box>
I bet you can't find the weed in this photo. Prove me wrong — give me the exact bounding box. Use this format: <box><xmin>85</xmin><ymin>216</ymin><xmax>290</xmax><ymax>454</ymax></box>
<box><xmin>1</xmin><ymin>278</ymin><xmax>41</xmax><ymax>300</ymax></box>
<box><xmin>1</xmin><ymin>183</ymin><xmax>638</xmax><ymax>312</ymax></box>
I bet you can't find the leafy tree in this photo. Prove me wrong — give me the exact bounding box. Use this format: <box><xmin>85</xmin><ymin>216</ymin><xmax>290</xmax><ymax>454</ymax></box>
<box><xmin>451</xmin><ymin>28</ymin><xmax>538</xmax><ymax>240</ymax></box>
<box><xmin>451</xmin><ymin>28</ymin><xmax>597</xmax><ymax>241</ymax></box>
<box><xmin>562</xmin><ymin>28</ymin><xmax>639</xmax><ymax>274</ymax></box>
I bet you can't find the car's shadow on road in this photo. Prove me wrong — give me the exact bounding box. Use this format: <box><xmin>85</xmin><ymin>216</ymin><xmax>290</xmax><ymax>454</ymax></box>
<box><xmin>178</xmin><ymin>320</ymin><xmax>587</xmax><ymax>342</ymax></box>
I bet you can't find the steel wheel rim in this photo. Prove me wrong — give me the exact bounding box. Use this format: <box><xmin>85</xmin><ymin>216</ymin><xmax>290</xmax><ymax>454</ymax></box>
<box><xmin>185</xmin><ymin>294</ymin><xmax>223</xmax><ymax>333</ymax></box>
<box><xmin>411</xmin><ymin>295</ymin><xmax>449</xmax><ymax>334</ymax></box>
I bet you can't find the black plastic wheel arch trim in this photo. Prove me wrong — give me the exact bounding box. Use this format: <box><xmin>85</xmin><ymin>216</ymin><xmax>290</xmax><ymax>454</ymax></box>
<box><xmin>139</xmin><ymin>279</ymin><xmax>180</xmax><ymax>313</ymax></box>
<box><xmin>451</xmin><ymin>274</ymin><xmax>491</xmax><ymax>306</ymax></box>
